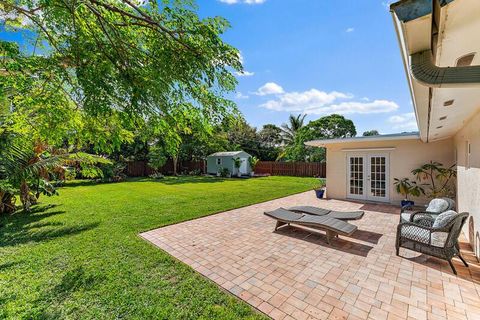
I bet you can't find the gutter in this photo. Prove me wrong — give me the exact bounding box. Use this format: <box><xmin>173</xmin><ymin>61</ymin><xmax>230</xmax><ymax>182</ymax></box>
<box><xmin>410</xmin><ymin>50</ymin><xmax>480</xmax><ymax>88</ymax></box>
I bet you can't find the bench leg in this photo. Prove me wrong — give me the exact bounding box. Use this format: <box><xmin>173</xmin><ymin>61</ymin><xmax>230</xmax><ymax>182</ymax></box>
<box><xmin>326</xmin><ymin>230</ymin><xmax>337</xmax><ymax>245</ymax></box>
<box><xmin>275</xmin><ymin>221</ymin><xmax>287</xmax><ymax>231</ymax></box>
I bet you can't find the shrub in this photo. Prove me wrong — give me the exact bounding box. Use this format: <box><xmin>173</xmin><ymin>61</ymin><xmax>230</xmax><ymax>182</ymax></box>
<box><xmin>149</xmin><ymin>172</ymin><xmax>165</xmax><ymax>179</ymax></box>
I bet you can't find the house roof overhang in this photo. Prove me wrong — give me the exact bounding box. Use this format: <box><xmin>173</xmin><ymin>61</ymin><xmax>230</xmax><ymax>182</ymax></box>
<box><xmin>305</xmin><ymin>132</ymin><xmax>420</xmax><ymax>147</ymax></box>
<box><xmin>390</xmin><ymin>0</ymin><xmax>480</xmax><ymax>143</ymax></box>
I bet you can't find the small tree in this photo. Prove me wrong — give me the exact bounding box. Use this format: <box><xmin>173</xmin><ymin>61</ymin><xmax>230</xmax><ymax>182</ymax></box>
<box><xmin>393</xmin><ymin>178</ymin><xmax>424</xmax><ymax>200</ymax></box>
<box><xmin>232</xmin><ymin>157</ymin><xmax>242</xmax><ymax>177</ymax></box>
<box><xmin>411</xmin><ymin>161</ymin><xmax>456</xmax><ymax>197</ymax></box>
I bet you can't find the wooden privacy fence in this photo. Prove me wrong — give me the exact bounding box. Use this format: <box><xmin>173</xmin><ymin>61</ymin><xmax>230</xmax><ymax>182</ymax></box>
<box><xmin>125</xmin><ymin>160</ymin><xmax>326</xmax><ymax>178</ymax></box>
<box><xmin>255</xmin><ymin>161</ymin><xmax>326</xmax><ymax>178</ymax></box>
<box><xmin>125</xmin><ymin>160</ymin><xmax>205</xmax><ymax>177</ymax></box>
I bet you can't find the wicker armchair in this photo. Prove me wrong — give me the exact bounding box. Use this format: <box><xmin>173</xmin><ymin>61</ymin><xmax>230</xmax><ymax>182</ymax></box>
<box><xmin>400</xmin><ymin>197</ymin><xmax>455</xmax><ymax>223</ymax></box>
<box><xmin>396</xmin><ymin>212</ymin><xmax>469</xmax><ymax>275</ymax></box>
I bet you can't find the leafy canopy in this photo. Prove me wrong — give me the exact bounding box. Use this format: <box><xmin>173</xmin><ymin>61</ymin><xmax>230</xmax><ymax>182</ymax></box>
<box><xmin>0</xmin><ymin>0</ymin><xmax>242</xmax><ymax>152</ymax></box>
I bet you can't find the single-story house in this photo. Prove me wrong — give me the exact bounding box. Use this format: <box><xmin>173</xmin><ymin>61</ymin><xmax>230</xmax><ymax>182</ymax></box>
<box><xmin>206</xmin><ymin>151</ymin><xmax>252</xmax><ymax>176</ymax></box>
<box><xmin>306</xmin><ymin>0</ymin><xmax>480</xmax><ymax>257</ymax></box>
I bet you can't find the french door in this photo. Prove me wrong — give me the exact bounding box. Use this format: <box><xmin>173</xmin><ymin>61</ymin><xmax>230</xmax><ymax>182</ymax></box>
<box><xmin>347</xmin><ymin>153</ymin><xmax>389</xmax><ymax>202</ymax></box>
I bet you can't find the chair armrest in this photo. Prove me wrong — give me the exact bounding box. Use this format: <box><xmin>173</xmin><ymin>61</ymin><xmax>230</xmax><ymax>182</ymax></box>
<box><xmin>409</xmin><ymin>211</ymin><xmax>435</xmax><ymax>226</ymax></box>
<box><xmin>401</xmin><ymin>204</ymin><xmax>413</xmax><ymax>213</ymax></box>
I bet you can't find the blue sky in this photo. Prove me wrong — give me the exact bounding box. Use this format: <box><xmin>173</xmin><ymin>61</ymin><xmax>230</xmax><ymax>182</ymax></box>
<box><xmin>199</xmin><ymin>0</ymin><xmax>418</xmax><ymax>135</ymax></box>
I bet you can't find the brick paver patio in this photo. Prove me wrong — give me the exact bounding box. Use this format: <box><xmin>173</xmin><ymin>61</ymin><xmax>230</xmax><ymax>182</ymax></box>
<box><xmin>141</xmin><ymin>192</ymin><xmax>480</xmax><ymax>319</ymax></box>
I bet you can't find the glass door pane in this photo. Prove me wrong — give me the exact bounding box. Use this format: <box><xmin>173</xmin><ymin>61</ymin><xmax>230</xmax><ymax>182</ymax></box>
<box><xmin>368</xmin><ymin>155</ymin><xmax>388</xmax><ymax>200</ymax></box>
<box><xmin>348</xmin><ymin>155</ymin><xmax>365</xmax><ymax>199</ymax></box>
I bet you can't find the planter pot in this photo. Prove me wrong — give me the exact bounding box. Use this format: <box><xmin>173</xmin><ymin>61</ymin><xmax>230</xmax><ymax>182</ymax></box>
<box><xmin>314</xmin><ymin>189</ymin><xmax>325</xmax><ymax>199</ymax></box>
<box><xmin>401</xmin><ymin>200</ymin><xmax>415</xmax><ymax>207</ymax></box>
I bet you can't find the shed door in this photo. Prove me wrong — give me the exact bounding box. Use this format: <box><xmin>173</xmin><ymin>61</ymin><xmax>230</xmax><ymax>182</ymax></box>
<box><xmin>239</xmin><ymin>158</ymin><xmax>248</xmax><ymax>174</ymax></box>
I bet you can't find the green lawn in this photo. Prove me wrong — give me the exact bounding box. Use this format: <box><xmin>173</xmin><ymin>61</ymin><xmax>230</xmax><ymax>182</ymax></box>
<box><xmin>0</xmin><ymin>176</ymin><xmax>316</xmax><ymax>319</ymax></box>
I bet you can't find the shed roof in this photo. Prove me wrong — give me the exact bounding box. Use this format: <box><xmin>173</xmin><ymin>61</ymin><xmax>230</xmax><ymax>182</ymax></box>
<box><xmin>208</xmin><ymin>151</ymin><xmax>250</xmax><ymax>157</ymax></box>
<box><xmin>305</xmin><ymin>132</ymin><xmax>420</xmax><ymax>147</ymax></box>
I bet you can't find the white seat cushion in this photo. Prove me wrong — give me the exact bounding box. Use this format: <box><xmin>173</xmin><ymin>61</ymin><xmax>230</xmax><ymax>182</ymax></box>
<box><xmin>430</xmin><ymin>210</ymin><xmax>457</xmax><ymax>247</ymax></box>
<box><xmin>426</xmin><ymin>198</ymin><xmax>449</xmax><ymax>213</ymax></box>
<box><xmin>400</xmin><ymin>213</ymin><xmax>411</xmax><ymax>222</ymax></box>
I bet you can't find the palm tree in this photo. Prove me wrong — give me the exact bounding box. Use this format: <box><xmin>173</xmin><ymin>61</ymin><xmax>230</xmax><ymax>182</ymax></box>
<box><xmin>0</xmin><ymin>141</ymin><xmax>109</xmax><ymax>212</ymax></box>
<box><xmin>281</xmin><ymin>114</ymin><xmax>306</xmax><ymax>144</ymax></box>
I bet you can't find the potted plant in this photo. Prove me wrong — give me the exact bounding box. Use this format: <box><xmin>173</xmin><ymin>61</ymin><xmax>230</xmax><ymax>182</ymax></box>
<box><xmin>313</xmin><ymin>179</ymin><xmax>326</xmax><ymax>199</ymax></box>
<box><xmin>232</xmin><ymin>157</ymin><xmax>243</xmax><ymax>177</ymax></box>
<box><xmin>248</xmin><ymin>156</ymin><xmax>259</xmax><ymax>177</ymax></box>
<box><xmin>393</xmin><ymin>177</ymin><xmax>424</xmax><ymax>207</ymax></box>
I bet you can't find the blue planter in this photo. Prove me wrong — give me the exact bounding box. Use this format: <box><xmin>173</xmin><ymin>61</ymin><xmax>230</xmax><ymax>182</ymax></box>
<box><xmin>314</xmin><ymin>189</ymin><xmax>325</xmax><ymax>199</ymax></box>
<box><xmin>401</xmin><ymin>200</ymin><xmax>415</xmax><ymax>207</ymax></box>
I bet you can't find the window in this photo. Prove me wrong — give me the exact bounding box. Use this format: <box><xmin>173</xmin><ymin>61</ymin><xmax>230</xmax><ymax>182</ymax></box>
<box><xmin>466</xmin><ymin>141</ymin><xmax>471</xmax><ymax>169</ymax></box>
<box><xmin>216</xmin><ymin>158</ymin><xmax>222</xmax><ymax>165</ymax></box>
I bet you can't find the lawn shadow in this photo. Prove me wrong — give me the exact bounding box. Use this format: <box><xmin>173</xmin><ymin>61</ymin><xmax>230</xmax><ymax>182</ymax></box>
<box><xmin>0</xmin><ymin>204</ymin><xmax>99</xmax><ymax>248</ymax></box>
<box><xmin>23</xmin><ymin>266</ymin><xmax>104</xmax><ymax>319</ymax></box>
<box><xmin>274</xmin><ymin>225</ymin><xmax>374</xmax><ymax>257</ymax></box>
<box><xmin>133</xmin><ymin>176</ymin><xmax>230</xmax><ymax>185</ymax></box>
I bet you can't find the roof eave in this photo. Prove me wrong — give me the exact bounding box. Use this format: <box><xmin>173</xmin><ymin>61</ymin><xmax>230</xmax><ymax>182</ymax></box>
<box><xmin>305</xmin><ymin>133</ymin><xmax>420</xmax><ymax>147</ymax></box>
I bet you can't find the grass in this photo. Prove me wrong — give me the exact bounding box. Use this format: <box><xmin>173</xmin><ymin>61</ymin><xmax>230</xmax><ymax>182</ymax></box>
<box><xmin>0</xmin><ymin>176</ymin><xmax>317</xmax><ymax>319</ymax></box>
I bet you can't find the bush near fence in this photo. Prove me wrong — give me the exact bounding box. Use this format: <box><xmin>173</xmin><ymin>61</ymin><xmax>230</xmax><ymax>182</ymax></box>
<box><xmin>125</xmin><ymin>160</ymin><xmax>326</xmax><ymax>178</ymax></box>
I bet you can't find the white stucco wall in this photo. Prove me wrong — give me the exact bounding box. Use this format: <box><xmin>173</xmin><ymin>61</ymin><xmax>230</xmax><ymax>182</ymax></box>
<box><xmin>325</xmin><ymin>138</ymin><xmax>454</xmax><ymax>205</ymax></box>
<box><xmin>454</xmin><ymin>111</ymin><xmax>480</xmax><ymax>257</ymax></box>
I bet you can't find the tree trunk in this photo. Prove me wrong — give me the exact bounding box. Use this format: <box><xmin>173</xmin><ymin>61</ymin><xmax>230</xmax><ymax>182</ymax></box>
<box><xmin>20</xmin><ymin>180</ymin><xmax>31</xmax><ymax>212</ymax></box>
<box><xmin>173</xmin><ymin>156</ymin><xmax>178</xmax><ymax>176</ymax></box>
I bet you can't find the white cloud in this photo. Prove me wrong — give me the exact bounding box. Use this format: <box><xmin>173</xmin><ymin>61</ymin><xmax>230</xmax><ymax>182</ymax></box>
<box><xmin>388</xmin><ymin>112</ymin><xmax>418</xmax><ymax>130</ymax></box>
<box><xmin>220</xmin><ymin>0</ymin><xmax>266</xmax><ymax>4</ymax></box>
<box><xmin>258</xmin><ymin>85</ymin><xmax>399</xmax><ymax>116</ymax></box>
<box><xmin>235</xmin><ymin>92</ymin><xmax>249</xmax><ymax>99</ymax></box>
<box><xmin>235</xmin><ymin>70</ymin><xmax>255</xmax><ymax>77</ymax></box>
<box><xmin>346</xmin><ymin>27</ymin><xmax>355</xmax><ymax>33</ymax></box>
<box><xmin>255</xmin><ymin>82</ymin><xmax>284</xmax><ymax>96</ymax></box>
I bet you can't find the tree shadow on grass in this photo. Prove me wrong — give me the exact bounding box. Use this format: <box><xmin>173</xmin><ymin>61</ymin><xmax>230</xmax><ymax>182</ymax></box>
<box><xmin>22</xmin><ymin>266</ymin><xmax>105</xmax><ymax>319</ymax></box>
<box><xmin>0</xmin><ymin>204</ymin><xmax>99</xmax><ymax>248</ymax></box>
<box><xmin>130</xmin><ymin>176</ymin><xmax>230</xmax><ymax>185</ymax></box>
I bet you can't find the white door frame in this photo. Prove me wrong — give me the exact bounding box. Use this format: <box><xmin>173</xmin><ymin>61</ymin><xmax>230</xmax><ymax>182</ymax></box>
<box><xmin>366</xmin><ymin>153</ymin><xmax>390</xmax><ymax>202</ymax></box>
<box><xmin>346</xmin><ymin>152</ymin><xmax>390</xmax><ymax>202</ymax></box>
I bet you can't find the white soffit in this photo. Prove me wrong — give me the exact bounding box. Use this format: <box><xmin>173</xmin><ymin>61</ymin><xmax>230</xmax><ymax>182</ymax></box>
<box><xmin>428</xmin><ymin>0</ymin><xmax>480</xmax><ymax>142</ymax></box>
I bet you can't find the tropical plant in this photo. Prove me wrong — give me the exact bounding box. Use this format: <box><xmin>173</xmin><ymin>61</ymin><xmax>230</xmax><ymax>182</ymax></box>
<box><xmin>411</xmin><ymin>161</ymin><xmax>457</xmax><ymax>197</ymax></box>
<box><xmin>0</xmin><ymin>141</ymin><xmax>109</xmax><ymax>212</ymax></box>
<box><xmin>313</xmin><ymin>178</ymin><xmax>326</xmax><ymax>190</ymax></box>
<box><xmin>0</xmin><ymin>180</ymin><xmax>16</xmax><ymax>214</ymax></box>
<box><xmin>248</xmin><ymin>156</ymin><xmax>259</xmax><ymax>171</ymax></box>
<box><xmin>393</xmin><ymin>177</ymin><xmax>425</xmax><ymax>200</ymax></box>
<box><xmin>232</xmin><ymin>157</ymin><xmax>242</xmax><ymax>176</ymax></box>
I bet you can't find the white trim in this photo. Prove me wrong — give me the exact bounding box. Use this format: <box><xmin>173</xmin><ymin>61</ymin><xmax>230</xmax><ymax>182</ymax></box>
<box><xmin>305</xmin><ymin>134</ymin><xmax>419</xmax><ymax>147</ymax></box>
<box><xmin>342</xmin><ymin>147</ymin><xmax>396</xmax><ymax>152</ymax></box>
